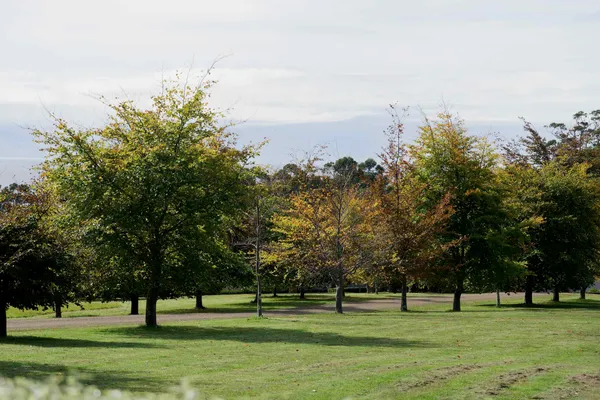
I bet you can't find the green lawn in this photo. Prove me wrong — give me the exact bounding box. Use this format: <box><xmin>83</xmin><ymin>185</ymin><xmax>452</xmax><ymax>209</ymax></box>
<box><xmin>5</xmin><ymin>293</ymin><xmax>372</xmax><ymax>319</ymax></box>
<box><xmin>4</xmin><ymin>291</ymin><xmax>527</xmax><ymax>319</ymax></box>
<box><xmin>1</xmin><ymin>295</ymin><xmax>599</xmax><ymax>399</ymax></box>
<box><xmin>5</xmin><ymin>291</ymin><xmax>539</xmax><ymax>320</ymax></box>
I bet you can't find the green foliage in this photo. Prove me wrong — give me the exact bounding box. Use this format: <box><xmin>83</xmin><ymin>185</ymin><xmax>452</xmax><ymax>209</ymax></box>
<box><xmin>6</xmin><ymin>64</ymin><xmax>598</xmax><ymax>317</ymax></box>
<box><xmin>324</xmin><ymin>156</ymin><xmax>383</xmax><ymax>187</ymax></box>
<box><xmin>0</xmin><ymin>183</ymin><xmax>77</xmax><ymax>335</ymax></box>
<box><xmin>412</xmin><ymin>112</ymin><xmax>530</xmax><ymax>308</ymax></box>
<box><xmin>526</xmin><ymin>162</ymin><xmax>600</xmax><ymax>292</ymax></box>
<box><xmin>34</xmin><ymin>76</ymin><xmax>260</xmax><ymax>327</ymax></box>
<box><xmin>502</xmin><ymin>110</ymin><xmax>600</xmax><ymax>300</ymax></box>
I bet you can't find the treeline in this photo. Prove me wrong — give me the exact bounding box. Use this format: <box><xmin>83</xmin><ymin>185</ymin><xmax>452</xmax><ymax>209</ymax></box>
<box><xmin>1</xmin><ymin>79</ymin><xmax>599</xmax><ymax>336</ymax></box>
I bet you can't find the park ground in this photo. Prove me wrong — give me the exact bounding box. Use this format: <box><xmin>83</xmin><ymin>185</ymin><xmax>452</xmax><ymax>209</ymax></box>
<box><xmin>1</xmin><ymin>292</ymin><xmax>599</xmax><ymax>399</ymax></box>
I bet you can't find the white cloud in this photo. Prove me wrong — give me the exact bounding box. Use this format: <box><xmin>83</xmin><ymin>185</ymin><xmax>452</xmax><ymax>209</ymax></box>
<box><xmin>1</xmin><ymin>0</ymin><xmax>599</xmax><ymax>137</ymax></box>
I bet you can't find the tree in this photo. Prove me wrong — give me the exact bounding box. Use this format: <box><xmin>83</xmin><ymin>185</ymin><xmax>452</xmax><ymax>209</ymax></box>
<box><xmin>412</xmin><ymin>111</ymin><xmax>520</xmax><ymax>311</ymax></box>
<box><xmin>372</xmin><ymin>106</ymin><xmax>452</xmax><ymax>311</ymax></box>
<box><xmin>272</xmin><ymin>156</ymin><xmax>377</xmax><ymax>313</ymax></box>
<box><xmin>228</xmin><ymin>168</ymin><xmax>288</xmax><ymax>316</ymax></box>
<box><xmin>503</xmin><ymin>118</ymin><xmax>558</xmax><ymax>168</ymax></box>
<box><xmin>176</xmin><ymin>240</ymin><xmax>252</xmax><ymax>311</ymax></box>
<box><xmin>548</xmin><ymin>110</ymin><xmax>600</xmax><ymax>173</ymax></box>
<box><xmin>91</xmin><ymin>253</ymin><xmax>146</xmax><ymax>315</ymax></box>
<box><xmin>358</xmin><ymin>158</ymin><xmax>384</xmax><ymax>181</ymax></box>
<box><xmin>39</xmin><ymin>188</ymin><xmax>87</xmax><ymax>318</ymax></box>
<box><xmin>0</xmin><ymin>184</ymin><xmax>69</xmax><ymax>337</ymax></box>
<box><xmin>324</xmin><ymin>157</ymin><xmax>359</xmax><ymax>182</ymax></box>
<box><xmin>324</xmin><ymin>157</ymin><xmax>383</xmax><ymax>188</ymax></box>
<box><xmin>502</xmin><ymin>110</ymin><xmax>600</xmax><ymax>303</ymax></box>
<box><xmin>34</xmin><ymin>75</ymin><xmax>259</xmax><ymax>328</ymax></box>
<box><xmin>504</xmin><ymin>110</ymin><xmax>600</xmax><ymax>172</ymax></box>
<box><xmin>522</xmin><ymin>163</ymin><xmax>600</xmax><ymax>303</ymax></box>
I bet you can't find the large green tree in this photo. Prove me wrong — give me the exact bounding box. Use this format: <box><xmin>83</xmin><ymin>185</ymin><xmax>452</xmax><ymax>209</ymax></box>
<box><xmin>412</xmin><ymin>112</ymin><xmax>525</xmax><ymax>311</ymax></box>
<box><xmin>521</xmin><ymin>163</ymin><xmax>600</xmax><ymax>303</ymax></box>
<box><xmin>34</xmin><ymin>77</ymin><xmax>259</xmax><ymax>327</ymax></box>
<box><xmin>503</xmin><ymin>110</ymin><xmax>600</xmax><ymax>301</ymax></box>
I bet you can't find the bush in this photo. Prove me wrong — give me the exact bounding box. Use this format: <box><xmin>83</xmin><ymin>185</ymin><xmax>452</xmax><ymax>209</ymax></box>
<box><xmin>0</xmin><ymin>376</ymin><xmax>221</xmax><ymax>400</ymax></box>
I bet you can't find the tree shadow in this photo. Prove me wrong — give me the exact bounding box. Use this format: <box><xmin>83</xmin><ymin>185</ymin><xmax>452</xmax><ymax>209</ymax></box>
<box><xmin>0</xmin><ymin>336</ymin><xmax>163</xmax><ymax>348</ymax></box>
<box><xmin>158</xmin><ymin>296</ymin><xmax>376</xmax><ymax>315</ymax></box>
<box><xmin>0</xmin><ymin>360</ymin><xmax>161</xmax><ymax>391</ymax></box>
<box><xmin>265</xmin><ymin>295</ymin><xmax>374</xmax><ymax>304</ymax></box>
<box><xmin>157</xmin><ymin>307</ymin><xmax>253</xmax><ymax>315</ymax></box>
<box><xmin>102</xmin><ymin>325</ymin><xmax>432</xmax><ymax>348</ymax></box>
<box><xmin>267</xmin><ymin>305</ymin><xmax>386</xmax><ymax>316</ymax></box>
<box><xmin>476</xmin><ymin>299</ymin><xmax>600</xmax><ymax>310</ymax></box>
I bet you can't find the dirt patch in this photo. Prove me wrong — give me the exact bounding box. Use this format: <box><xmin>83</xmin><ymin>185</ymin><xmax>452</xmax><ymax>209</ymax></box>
<box><xmin>486</xmin><ymin>367</ymin><xmax>549</xmax><ymax>396</ymax></box>
<box><xmin>531</xmin><ymin>373</ymin><xmax>600</xmax><ymax>400</ymax></box>
<box><xmin>397</xmin><ymin>364</ymin><xmax>482</xmax><ymax>391</ymax></box>
<box><xmin>569</xmin><ymin>373</ymin><xmax>600</xmax><ymax>386</ymax></box>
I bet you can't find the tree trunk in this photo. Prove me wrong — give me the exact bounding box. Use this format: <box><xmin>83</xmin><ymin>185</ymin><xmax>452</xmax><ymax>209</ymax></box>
<box><xmin>335</xmin><ymin>274</ymin><xmax>344</xmax><ymax>314</ymax></box>
<box><xmin>145</xmin><ymin>287</ymin><xmax>159</xmax><ymax>328</ymax></box>
<box><xmin>195</xmin><ymin>290</ymin><xmax>205</xmax><ymax>309</ymax></box>
<box><xmin>496</xmin><ymin>289</ymin><xmax>501</xmax><ymax>308</ymax></box>
<box><xmin>375</xmin><ymin>281</ymin><xmax>379</xmax><ymax>295</ymax></box>
<box><xmin>552</xmin><ymin>286</ymin><xmax>560</xmax><ymax>302</ymax></box>
<box><xmin>0</xmin><ymin>296</ymin><xmax>6</xmax><ymax>338</ymax></box>
<box><xmin>273</xmin><ymin>286</ymin><xmax>278</xmax><ymax>297</ymax></box>
<box><xmin>400</xmin><ymin>275</ymin><xmax>408</xmax><ymax>312</ymax></box>
<box><xmin>130</xmin><ymin>293</ymin><xmax>139</xmax><ymax>315</ymax></box>
<box><xmin>256</xmin><ymin>276</ymin><xmax>263</xmax><ymax>318</ymax></box>
<box><xmin>452</xmin><ymin>279</ymin><xmax>463</xmax><ymax>312</ymax></box>
<box><xmin>335</xmin><ymin>286</ymin><xmax>343</xmax><ymax>314</ymax></box>
<box><xmin>524</xmin><ymin>275</ymin><xmax>533</xmax><ymax>306</ymax></box>
<box><xmin>54</xmin><ymin>293</ymin><xmax>62</xmax><ymax>318</ymax></box>
<box><xmin>453</xmin><ymin>290</ymin><xmax>462</xmax><ymax>312</ymax></box>
<box><xmin>299</xmin><ymin>287</ymin><xmax>305</xmax><ymax>300</ymax></box>
<box><xmin>255</xmin><ymin>197</ymin><xmax>263</xmax><ymax>318</ymax></box>
<box><xmin>580</xmin><ymin>286</ymin><xmax>586</xmax><ymax>300</ymax></box>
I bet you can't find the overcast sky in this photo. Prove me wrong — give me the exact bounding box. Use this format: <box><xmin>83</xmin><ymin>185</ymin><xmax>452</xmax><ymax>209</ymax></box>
<box><xmin>1</xmin><ymin>0</ymin><xmax>599</xmax><ymax>185</ymax></box>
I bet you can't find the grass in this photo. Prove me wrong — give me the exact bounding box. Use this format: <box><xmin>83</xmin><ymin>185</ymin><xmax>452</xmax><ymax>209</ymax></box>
<box><xmin>6</xmin><ymin>301</ymin><xmax>124</xmax><ymax>318</ymax></box>
<box><xmin>1</xmin><ymin>294</ymin><xmax>599</xmax><ymax>399</ymax></box>
<box><xmin>5</xmin><ymin>292</ymin><xmax>396</xmax><ymax>319</ymax></box>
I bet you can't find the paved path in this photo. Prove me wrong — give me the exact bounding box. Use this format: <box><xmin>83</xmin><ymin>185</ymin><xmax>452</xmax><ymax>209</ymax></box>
<box><xmin>7</xmin><ymin>292</ymin><xmax>544</xmax><ymax>331</ymax></box>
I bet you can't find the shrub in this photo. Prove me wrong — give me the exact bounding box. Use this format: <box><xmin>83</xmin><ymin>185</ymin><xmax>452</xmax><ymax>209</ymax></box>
<box><xmin>0</xmin><ymin>376</ymin><xmax>221</xmax><ymax>400</ymax></box>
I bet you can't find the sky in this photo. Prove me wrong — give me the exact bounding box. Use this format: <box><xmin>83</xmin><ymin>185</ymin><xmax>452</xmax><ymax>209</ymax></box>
<box><xmin>1</xmin><ymin>0</ymin><xmax>599</xmax><ymax>185</ymax></box>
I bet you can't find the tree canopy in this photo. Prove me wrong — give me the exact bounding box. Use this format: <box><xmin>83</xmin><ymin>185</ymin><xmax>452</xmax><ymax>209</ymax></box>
<box><xmin>34</xmin><ymin>77</ymin><xmax>260</xmax><ymax>327</ymax></box>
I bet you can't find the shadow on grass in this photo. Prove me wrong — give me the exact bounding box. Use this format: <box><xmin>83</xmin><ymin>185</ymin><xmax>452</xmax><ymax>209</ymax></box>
<box><xmin>0</xmin><ymin>360</ymin><xmax>161</xmax><ymax>391</ymax></box>
<box><xmin>476</xmin><ymin>298</ymin><xmax>600</xmax><ymax>310</ymax></box>
<box><xmin>102</xmin><ymin>325</ymin><xmax>431</xmax><ymax>348</ymax></box>
<box><xmin>157</xmin><ymin>307</ymin><xmax>253</xmax><ymax>315</ymax></box>
<box><xmin>0</xmin><ymin>336</ymin><xmax>163</xmax><ymax>348</ymax></box>
<box><xmin>157</xmin><ymin>295</ymin><xmax>377</xmax><ymax>315</ymax></box>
